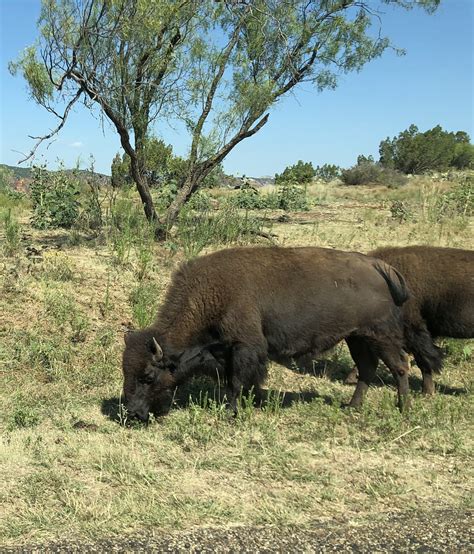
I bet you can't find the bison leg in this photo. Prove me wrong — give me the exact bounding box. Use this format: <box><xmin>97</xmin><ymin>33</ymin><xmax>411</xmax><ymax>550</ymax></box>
<box><xmin>378</xmin><ymin>349</ymin><xmax>411</xmax><ymax>412</ymax></box>
<box><xmin>228</xmin><ymin>342</ymin><xmax>267</xmax><ymax>413</ymax></box>
<box><xmin>404</xmin><ymin>320</ymin><xmax>443</xmax><ymax>395</ymax></box>
<box><xmin>422</xmin><ymin>371</ymin><xmax>435</xmax><ymax>395</ymax></box>
<box><xmin>344</xmin><ymin>366</ymin><xmax>359</xmax><ymax>385</ymax></box>
<box><xmin>346</xmin><ymin>337</ymin><xmax>378</xmax><ymax>408</ymax></box>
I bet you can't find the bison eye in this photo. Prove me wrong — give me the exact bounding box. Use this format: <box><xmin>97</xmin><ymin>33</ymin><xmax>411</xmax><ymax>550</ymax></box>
<box><xmin>138</xmin><ymin>374</ymin><xmax>154</xmax><ymax>385</ymax></box>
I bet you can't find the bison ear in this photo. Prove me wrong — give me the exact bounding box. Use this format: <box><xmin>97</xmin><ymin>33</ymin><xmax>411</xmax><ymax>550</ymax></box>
<box><xmin>149</xmin><ymin>337</ymin><xmax>163</xmax><ymax>361</ymax></box>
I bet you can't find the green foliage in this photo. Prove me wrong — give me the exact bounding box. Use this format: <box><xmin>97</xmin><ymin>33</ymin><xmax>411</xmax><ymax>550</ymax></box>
<box><xmin>452</xmin><ymin>142</ymin><xmax>474</xmax><ymax>170</ymax></box>
<box><xmin>108</xmin><ymin>196</ymin><xmax>155</xmax><ymax>266</ymax></box>
<box><xmin>30</xmin><ymin>165</ymin><xmax>80</xmax><ymax>229</ymax></box>
<box><xmin>129</xmin><ymin>282</ymin><xmax>161</xmax><ymax>328</ymax></box>
<box><xmin>379</xmin><ymin>125</ymin><xmax>473</xmax><ymax>174</ymax></box>
<box><xmin>341</xmin><ymin>160</ymin><xmax>407</xmax><ymax>187</ymax></box>
<box><xmin>176</xmin><ymin>204</ymin><xmax>268</xmax><ymax>259</ymax></box>
<box><xmin>187</xmin><ymin>190</ymin><xmax>212</xmax><ymax>211</ymax></box>
<box><xmin>2</xmin><ymin>209</ymin><xmax>21</xmax><ymax>256</ymax></box>
<box><xmin>314</xmin><ymin>164</ymin><xmax>342</xmax><ymax>182</ymax></box>
<box><xmin>111</xmin><ymin>153</ymin><xmax>129</xmax><ymax>189</ymax></box>
<box><xmin>275</xmin><ymin>160</ymin><xmax>316</xmax><ymax>185</ymax></box>
<box><xmin>278</xmin><ymin>182</ymin><xmax>310</xmax><ymax>211</ymax></box>
<box><xmin>232</xmin><ymin>183</ymin><xmax>309</xmax><ymax>211</ymax></box>
<box><xmin>434</xmin><ymin>176</ymin><xmax>474</xmax><ymax>219</ymax></box>
<box><xmin>8</xmin><ymin>405</ymin><xmax>40</xmax><ymax>431</ymax></box>
<box><xmin>232</xmin><ymin>186</ymin><xmax>265</xmax><ymax>210</ymax></box>
<box><xmin>12</xmin><ymin>0</ymin><xmax>439</xmax><ymax>226</ymax></box>
<box><xmin>8</xmin><ymin>46</ymin><xmax>53</xmax><ymax>105</ymax></box>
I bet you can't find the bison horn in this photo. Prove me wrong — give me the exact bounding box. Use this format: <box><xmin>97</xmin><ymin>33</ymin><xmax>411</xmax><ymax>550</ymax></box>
<box><xmin>152</xmin><ymin>337</ymin><xmax>163</xmax><ymax>360</ymax></box>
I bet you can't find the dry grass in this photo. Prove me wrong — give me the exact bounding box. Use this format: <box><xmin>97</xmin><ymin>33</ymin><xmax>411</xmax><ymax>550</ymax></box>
<box><xmin>0</xmin><ymin>176</ymin><xmax>473</xmax><ymax>546</ymax></box>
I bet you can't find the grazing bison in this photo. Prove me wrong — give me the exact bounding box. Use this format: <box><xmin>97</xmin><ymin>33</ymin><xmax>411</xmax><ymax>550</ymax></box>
<box><xmin>345</xmin><ymin>246</ymin><xmax>474</xmax><ymax>394</ymax></box>
<box><xmin>122</xmin><ymin>246</ymin><xmax>411</xmax><ymax>422</ymax></box>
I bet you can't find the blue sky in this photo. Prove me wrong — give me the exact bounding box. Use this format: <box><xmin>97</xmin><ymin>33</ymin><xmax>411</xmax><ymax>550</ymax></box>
<box><xmin>1</xmin><ymin>0</ymin><xmax>473</xmax><ymax>177</ymax></box>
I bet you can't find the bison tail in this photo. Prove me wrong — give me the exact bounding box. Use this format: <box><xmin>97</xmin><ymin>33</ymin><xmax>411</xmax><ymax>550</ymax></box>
<box><xmin>374</xmin><ymin>262</ymin><xmax>409</xmax><ymax>307</ymax></box>
<box><xmin>405</xmin><ymin>325</ymin><xmax>444</xmax><ymax>374</ymax></box>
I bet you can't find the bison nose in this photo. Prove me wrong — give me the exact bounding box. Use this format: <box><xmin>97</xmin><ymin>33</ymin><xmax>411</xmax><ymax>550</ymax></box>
<box><xmin>127</xmin><ymin>408</ymin><xmax>150</xmax><ymax>423</ymax></box>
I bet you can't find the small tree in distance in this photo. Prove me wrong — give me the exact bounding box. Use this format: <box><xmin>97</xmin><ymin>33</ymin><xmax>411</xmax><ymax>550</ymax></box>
<box><xmin>10</xmin><ymin>0</ymin><xmax>440</xmax><ymax>236</ymax></box>
<box><xmin>275</xmin><ymin>160</ymin><xmax>316</xmax><ymax>185</ymax></box>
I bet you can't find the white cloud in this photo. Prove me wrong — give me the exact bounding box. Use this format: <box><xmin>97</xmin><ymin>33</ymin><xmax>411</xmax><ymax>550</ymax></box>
<box><xmin>69</xmin><ymin>141</ymin><xmax>83</xmax><ymax>148</ymax></box>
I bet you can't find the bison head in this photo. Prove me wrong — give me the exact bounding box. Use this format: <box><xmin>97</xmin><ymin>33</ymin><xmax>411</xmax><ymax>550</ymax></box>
<box><xmin>122</xmin><ymin>329</ymin><xmax>176</xmax><ymax>422</ymax></box>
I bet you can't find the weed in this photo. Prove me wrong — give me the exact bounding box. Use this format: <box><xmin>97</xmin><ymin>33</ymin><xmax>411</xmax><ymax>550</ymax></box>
<box><xmin>8</xmin><ymin>405</ymin><xmax>40</xmax><ymax>430</ymax></box>
<box><xmin>39</xmin><ymin>252</ymin><xmax>75</xmax><ymax>282</ymax></box>
<box><xmin>1</xmin><ymin>208</ymin><xmax>21</xmax><ymax>256</ymax></box>
<box><xmin>129</xmin><ymin>281</ymin><xmax>161</xmax><ymax>327</ymax></box>
<box><xmin>177</xmin><ymin>203</ymin><xmax>269</xmax><ymax>258</ymax></box>
<box><xmin>389</xmin><ymin>200</ymin><xmax>413</xmax><ymax>223</ymax></box>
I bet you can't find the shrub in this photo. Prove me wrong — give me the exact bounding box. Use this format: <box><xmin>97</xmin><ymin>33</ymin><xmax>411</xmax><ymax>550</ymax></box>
<box><xmin>232</xmin><ymin>186</ymin><xmax>264</xmax><ymax>209</ymax></box>
<box><xmin>30</xmin><ymin>165</ymin><xmax>80</xmax><ymax>229</ymax></box>
<box><xmin>187</xmin><ymin>190</ymin><xmax>212</xmax><ymax>211</ymax></box>
<box><xmin>275</xmin><ymin>160</ymin><xmax>315</xmax><ymax>185</ymax></box>
<box><xmin>277</xmin><ymin>181</ymin><xmax>309</xmax><ymax>211</ymax></box>
<box><xmin>341</xmin><ymin>162</ymin><xmax>407</xmax><ymax>187</ymax></box>
<box><xmin>434</xmin><ymin>176</ymin><xmax>474</xmax><ymax>219</ymax></box>
<box><xmin>2</xmin><ymin>208</ymin><xmax>21</xmax><ymax>256</ymax></box>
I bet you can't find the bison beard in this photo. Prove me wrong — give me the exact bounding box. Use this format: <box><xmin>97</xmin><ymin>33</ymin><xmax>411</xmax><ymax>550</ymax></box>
<box><xmin>344</xmin><ymin>246</ymin><xmax>474</xmax><ymax>394</ymax></box>
<box><xmin>122</xmin><ymin>246</ymin><xmax>411</xmax><ymax>422</ymax></box>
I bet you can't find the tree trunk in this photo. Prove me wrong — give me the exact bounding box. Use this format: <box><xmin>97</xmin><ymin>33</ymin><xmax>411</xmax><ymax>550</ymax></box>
<box><xmin>162</xmin><ymin>173</ymin><xmax>198</xmax><ymax>229</ymax></box>
<box><xmin>129</xmin><ymin>155</ymin><xmax>158</xmax><ymax>223</ymax></box>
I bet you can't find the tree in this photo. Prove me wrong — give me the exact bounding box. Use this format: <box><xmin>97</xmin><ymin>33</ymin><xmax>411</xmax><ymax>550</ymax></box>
<box><xmin>11</xmin><ymin>0</ymin><xmax>439</xmax><ymax>235</ymax></box>
<box><xmin>379</xmin><ymin>124</ymin><xmax>473</xmax><ymax>174</ymax></box>
<box><xmin>275</xmin><ymin>160</ymin><xmax>316</xmax><ymax>185</ymax></box>
<box><xmin>111</xmin><ymin>136</ymin><xmax>226</xmax><ymax>197</ymax></box>
<box><xmin>314</xmin><ymin>163</ymin><xmax>341</xmax><ymax>182</ymax></box>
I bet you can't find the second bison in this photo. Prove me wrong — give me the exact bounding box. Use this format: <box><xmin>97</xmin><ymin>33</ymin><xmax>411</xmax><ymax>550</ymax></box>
<box><xmin>122</xmin><ymin>246</ymin><xmax>411</xmax><ymax>421</ymax></box>
<box><xmin>345</xmin><ymin>246</ymin><xmax>474</xmax><ymax>393</ymax></box>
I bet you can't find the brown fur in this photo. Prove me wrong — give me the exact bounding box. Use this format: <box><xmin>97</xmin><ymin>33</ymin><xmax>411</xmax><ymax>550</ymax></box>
<box><xmin>345</xmin><ymin>246</ymin><xmax>474</xmax><ymax>394</ymax></box>
<box><xmin>122</xmin><ymin>246</ymin><xmax>411</xmax><ymax>421</ymax></box>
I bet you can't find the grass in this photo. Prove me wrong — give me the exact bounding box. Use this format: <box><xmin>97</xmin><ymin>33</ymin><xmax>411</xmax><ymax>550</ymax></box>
<box><xmin>0</xmin><ymin>174</ymin><xmax>473</xmax><ymax>546</ymax></box>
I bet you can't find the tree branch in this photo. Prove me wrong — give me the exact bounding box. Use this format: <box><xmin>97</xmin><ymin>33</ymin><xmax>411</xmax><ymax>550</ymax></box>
<box><xmin>17</xmin><ymin>87</ymin><xmax>83</xmax><ymax>164</ymax></box>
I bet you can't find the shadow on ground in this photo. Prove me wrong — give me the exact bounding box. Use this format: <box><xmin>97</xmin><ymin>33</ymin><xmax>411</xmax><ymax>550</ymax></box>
<box><xmin>101</xmin><ymin>381</ymin><xmax>335</xmax><ymax>424</ymax></box>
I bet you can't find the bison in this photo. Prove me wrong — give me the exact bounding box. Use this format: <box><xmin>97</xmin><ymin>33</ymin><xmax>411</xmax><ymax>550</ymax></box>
<box><xmin>345</xmin><ymin>246</ymin><xmax>474</xmax><ymax>394</ymax></box>
<box><xmin>122</xmin><ymin>246</ymin><xmax>411</xmax><ymax>422</ymax></box>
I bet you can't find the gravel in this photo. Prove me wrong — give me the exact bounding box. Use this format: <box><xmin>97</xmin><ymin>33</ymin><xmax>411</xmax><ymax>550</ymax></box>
<box><xmin>4</xmin><ymin>509</ymin><xmax>473</xmax><ymax>553</ymax></box>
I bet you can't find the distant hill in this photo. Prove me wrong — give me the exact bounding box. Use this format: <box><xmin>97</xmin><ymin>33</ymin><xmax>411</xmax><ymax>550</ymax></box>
<box><xmin>0</xmin><ymin>164</ymin><xmax>33</xmax><ymax>180</ymax></box>
<box><xmin>0</xmin><ymin>163</ymin><xmax>110</xmax><ymax>183</ymax></box>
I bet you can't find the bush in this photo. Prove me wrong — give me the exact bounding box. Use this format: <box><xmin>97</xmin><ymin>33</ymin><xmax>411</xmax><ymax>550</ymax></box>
<box><xmin>277</xmin><ymin>181</ymin><xmax>309</xmax><ymax>211</ymax></box>
<box><xmin>231</xmin><ymin>182</ymin><xmax>309</xmax><ymax>211</ymax></box>
<box><xmin>434</xmin><ymin>176</ymin><xmax>473</xmax><ymax>219</ymax></box>
<box><xmin>275</xmin><ymin>160</ymin><xmax>315</xmax><ymax>185</ymax></box>
<box><xmin>232</xmin><ymin>186</ymin><xmax>264</xmax><ymax>209</ymax></box>
<box><xmin>2</xmin><ymin>209</ymin><xmax>21</xmax><ymax>256</ymax></box>
<box><xmin>341</xmin><ymin>162</ymin><xmax>407</xmax><ymax>187</ymax></box>
<box><xmin>187</xmin><ymin>190</ymin><xmax>212</xmax><ymax>211</ymax></box>
<box><xmin>30</xmin><ymin>165</ymin><xmax>80</xmax><ymax>229</ymax></box>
